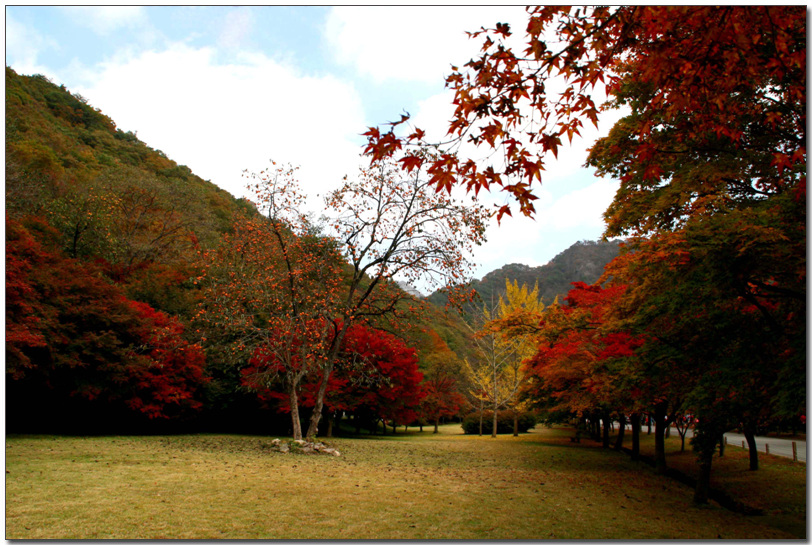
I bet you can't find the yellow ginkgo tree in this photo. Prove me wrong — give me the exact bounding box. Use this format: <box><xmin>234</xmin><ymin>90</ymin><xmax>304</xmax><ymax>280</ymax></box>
<box><xmin>465</xmin><ymin>279</ymin><xmax>548</xmax><ymax>436</ymax></box>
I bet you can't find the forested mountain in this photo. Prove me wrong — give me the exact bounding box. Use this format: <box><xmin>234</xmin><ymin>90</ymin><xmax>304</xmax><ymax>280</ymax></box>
<box><xmin>428</xmin><ymin>239</ymin><xmax>622</xmax><ymax>311</ymax></box>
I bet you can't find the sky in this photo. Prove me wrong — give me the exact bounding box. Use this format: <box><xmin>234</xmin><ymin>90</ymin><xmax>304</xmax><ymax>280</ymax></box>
<box><xmin>6</xmin><ymin>5</ymin><xmax>623</xmax><ymax>291</ymax></box>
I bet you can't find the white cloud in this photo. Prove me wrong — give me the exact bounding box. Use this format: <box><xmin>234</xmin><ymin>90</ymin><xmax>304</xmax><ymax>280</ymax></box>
<box><xmin>538</xmin><ymin>177</ymin><xmax>619</xmax><ymax>230</ymax></box>
<box><xmin>58</xmin><ymin>6</ymin><xmax>147</xmax><ymax>36</ymax></box>
<box><xmin>324</xmin><ymin>6</ymin><xmax>528</xmax><ymax>84</ymax></box>
<box><xmin>5</xmin><ymin>15</ymin><xmax>59</xmax><ymax>77</ymax></box>
<box><xmin>75</xmin><ymin>43</ymin><xmax>367</xmax><ymax>207</ymax></box>
<box><xmin>218</xmin><ymin>7</ymin><xmax>254</xmax><ymax>50</ymax></box>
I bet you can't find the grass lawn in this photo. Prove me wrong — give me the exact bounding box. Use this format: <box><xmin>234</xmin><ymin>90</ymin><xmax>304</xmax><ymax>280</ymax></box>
<box><xmin>5</xmin><ymin>424</ymin><xmax>805</xmax><ymax>539</ymax></box>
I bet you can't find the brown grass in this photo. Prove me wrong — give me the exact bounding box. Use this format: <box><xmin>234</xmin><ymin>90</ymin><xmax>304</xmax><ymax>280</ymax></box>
<box><xmin>5</xmin><ymin>425</ymin><xmax>805</xmax><ymax>539</ymax></box>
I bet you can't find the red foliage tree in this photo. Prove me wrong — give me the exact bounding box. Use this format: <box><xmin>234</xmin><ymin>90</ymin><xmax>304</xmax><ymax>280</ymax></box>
<box><xmin>363</xmin><ymin>7</ymin><xmax>804</xmax><ymax>221</ymax></box>
<box><xmin>242</xmin><ymin>323</ymin><xmax>425</xmax><ymax>434</ymax></box>
<box><xmin>6</xmin><ymin>215</ymin><xmax>207</xmax><ymax>429</ymax></box>
<box><xmin>524</xmin><ymin>282</ymin><xmax>644</xmax><ymax>447</ymax></box>
<box><xmin>419</xmin><ymin>374</ymin><xmax>466</xmax><ymax>434</ymax></box>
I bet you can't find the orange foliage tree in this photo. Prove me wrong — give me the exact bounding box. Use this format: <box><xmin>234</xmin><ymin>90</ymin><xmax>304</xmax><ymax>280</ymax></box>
<box><xmin>199</xmin><ymin>159</ymin><xmax>487</xmax><ymax>439</ymax></box>
<box><xmin>363</xmin><ymin>6</ymin><xmax>804</xmax><ymax>221</ymax></box>
<box><xmin>197</xmin><ymin>165</ymin><xmax>344</xmax><ymax>440</ymax></box>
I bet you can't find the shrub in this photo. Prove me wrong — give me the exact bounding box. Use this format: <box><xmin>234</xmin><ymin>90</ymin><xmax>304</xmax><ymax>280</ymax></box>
<box><xmin>461</xmin><ymin>410</ymin><xmax>537</xmax><ymax>435</ymax></box>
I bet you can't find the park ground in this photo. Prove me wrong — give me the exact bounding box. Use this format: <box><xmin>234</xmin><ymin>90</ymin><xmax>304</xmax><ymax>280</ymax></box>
<box><xmin>5</xmin><ymin>424</ymin><xmax>806</xmax><ymax>540</ymax></box>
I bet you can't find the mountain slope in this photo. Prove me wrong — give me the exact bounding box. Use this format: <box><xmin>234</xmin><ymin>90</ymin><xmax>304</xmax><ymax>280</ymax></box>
<box><xmin>428</xmin><ymin>239</ymin><xmax>622</xmax><ymax>310</ymax></box>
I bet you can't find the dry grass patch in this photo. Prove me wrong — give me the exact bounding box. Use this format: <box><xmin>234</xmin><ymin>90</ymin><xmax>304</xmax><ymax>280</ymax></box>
<box><xmin>6</xmin><ymin>426</ymin><xmax>803</xmax><ymax>539</ymax></box>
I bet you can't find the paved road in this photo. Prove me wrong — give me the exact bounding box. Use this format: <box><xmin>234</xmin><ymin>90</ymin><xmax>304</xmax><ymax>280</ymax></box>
<box><xmin>619</xmin><ymin>423</ymin><xmax>806</xmax><ymax>462</ymax></box>
<box><xmin>721</xmin><ymin>431</ymin><xmax>806</xmax><ymax>462</ymax></box>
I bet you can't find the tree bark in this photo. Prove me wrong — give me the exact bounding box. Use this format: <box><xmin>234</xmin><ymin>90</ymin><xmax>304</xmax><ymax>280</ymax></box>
<box><xmin>305</xmin><ymin>361</ymin><xmax>334</xmax><ymax>439</ymax></box>
<box><xmin>653</xmin><ymin>402</ymin><xmax>668</xmax><ymax>475</ymax></box>
<box><xmin>602</xmin><ymin>411</ymin><xmax>611</xmax><ymax>448</ymax></box>
<box><xmin>694</xmin><ymin>455</ymin><xmax>713</xmax><ymax>504</ymax></box>
<box><xmin>630</xmin><ymin>413</ymin><xmax>641</xmax><ymax>460</ymax></box>
<box><xmin>326</xmin><ymin>411</ymin><xmax>334</xmax><ymax>438</ymax></box>
<box><xmin>614</xmin><ymin>414</ymin><xmax>626</xmax><ymax>450</ymax></box>
<box><xmin>513</xmin><ymin>409</ymin><xmax>519</xmax><ymax>437</ymax></box>
<box><xmin>744</xmin><ymin>426</ymin><xmax>759</xmax><ymax>471</ymax></box>
<box><xmin>478</xmin><ymin>402</ymin><xmax>484</xmax><ymax>436</ymax></box>
<box><xmin>692</xmin><ymin>427</ymin><xmax>719</xmax><ymax>504</ymax></box>
<box><xmin>434</xmin><ymin>417</ymin><xmax>440</xmax><ymax>434</ymax></box>
<box><xmin>492</xmin><ymin>407</ymin><xmax>498</xmax><ymax>438</ymax></box>
<box><xmin>289</xmin><ymin>384</ymin><xmax>302</xmax><ymax>441</ymax></box>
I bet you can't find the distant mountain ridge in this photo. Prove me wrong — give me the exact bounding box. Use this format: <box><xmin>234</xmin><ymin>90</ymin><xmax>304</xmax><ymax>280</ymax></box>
<box><xmin>428</xmin><ymin>239</ymin><xmax>622</xmax><ymax>310</ymax></box>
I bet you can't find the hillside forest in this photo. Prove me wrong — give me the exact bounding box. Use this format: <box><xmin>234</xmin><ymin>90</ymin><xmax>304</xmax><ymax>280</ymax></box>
<box><xmin>5</xmin><ymin>6</ymin><xmax>806</xmax><ymax>506</ymax></box>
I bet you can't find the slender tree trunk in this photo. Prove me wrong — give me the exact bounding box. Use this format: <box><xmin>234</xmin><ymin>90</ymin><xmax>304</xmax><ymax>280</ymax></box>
<box><xmin>492</xmin><ymin>407</ymin><xmax>498</xmax><ymax>438</ymax></box>
<box><xmin>647</xmin><ymin>413</ymin><xmax>652</xmax><ymax>435</ymax></box>
<box><xmin>694</xmin><ymin>454</ymin><xmax>713</xmax><ymax>504</ymax></box>
<box><xmin>419</xmin><ymin>423</ymin><xmax>423</xmax><ymax>432</ymax></box>
<box><xmin>654</xmin><ymin>402</ymin><xmax>668</xmax><ymax>475</ymax></box>
<box><xmin>614</xmin><ymin>414</ymin><xmax>626</xmax><ymax>450</ymax></box>
<box><xmin>744</xmin><ymin>426</ymin><xmax>759</xmax><ymax>471</ymax></box>
<box><xmin>305</xmin><ymin>361</ymin><xmax>334</xmax><ymax>439</ymax></box>
<box><xmin>630</xmin><ymin>413</ymin><xmax>641</xmax><ymax>461</ymax></box>
<box><xmin>391</xmin><ymin>420</ymin><xmax>396</xmax><ymax>434</ymax></box>
<box><xmin>478</xmin><ymin>399</ymin><xmax>484</xmax><ymax>436</ymax></box>
<box><xmin>602</xmin><ymin>411</ymin><xmax>611</xmax><ymax>448</ymax></box>
<box><xmin>289</xmin><ymin>384</ymin><xmax>302</xmax><ymax>441</ymax></box>
<box><xmin>306</xmin><ymin>323</ymin><xmax>353</xmax><ymax>440</ymax></box>
<box><xmin>513</xmin><ymin>409</ymin><xmax>519</xmax><ymax>437</ymax></box>
<box><xmin>692</xmin><ymin>426</ymin><xmax>719</xmax><ymax>504</ymax></box>
<box><xmin>718</xmin><ymin>435</ymin><xmax>725</xmax><ymax>457</ymax></box>
<box><xmin>434</xmin><ymin>417</ymin><xmax>440</xmax><ymax>434</ymax></box>
<box><xmin>326</xmin><ymin>411</ymin><xmax>334</xmax><ymax>438</ymax></box>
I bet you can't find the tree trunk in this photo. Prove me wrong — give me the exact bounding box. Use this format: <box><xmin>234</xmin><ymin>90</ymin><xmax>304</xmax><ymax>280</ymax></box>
<box><xmin>305</xmin><ymin>360</ymin><xmax>335</xmax><ymax>439</ymax></box>
<box><xmin>614</xmin><ymin>414</ymin><xmax>626</xmax><ymax>450</ymax></box>
<box><xmin>692</xmin><ymin>427</ymin><xmax>718</xmax><ymax>505</ymax></box>
<box><xmin>718</xmin><ymin>435</ymin><xmax>725</xmax><ymax>457</ymax></box>
<box><xmin>630</xmin><ymin>413</ymin><xmax>641</xmax><ymax>461</ymax></box>
<box><xmin>653</xmin><ymin>402</ymin><xmax>668</xmax><ymax>475</ymax></box>
<box><xmin>513</xmin><ymin>409</ymin><xmax>519</xmax><ymax>437</ymax></box>
<box><xmin>602</xmin><ymin>411</ymin><xmax>611</xmax><ymax>448</ymax></box>
<box><xmin>479</xmin><ymin>408</ymin><xmax>484</xmax><ymax>436</ymax></box>
<box><xmin>326</xmin><ymin>411</ymin><xmax>334</xmax><ymax>438</ymax></box>
<box><xmin>434</xmin><ymin>417</ymin><xmax>439</xmax><ymax>434</ymax></box>
<box><xmin>647</xmin><ymin>413</ymin><xmax>652</xmax><ymax>435</ymax></box>
<box><xmin>289</xmin><ymin>384</ymin><xmax>302</xmax><ymax>441</ymax></box>
<box><xmin>419</xmin><ymin>423</ymin><xmax>423</xmax><ymax>432</ymax></box>
<box><xmin>391</xmin><ymin>420</ymin><xmax>396</xmax><ymax>434</ymax></box>
<box><xmin>492</xmin><ymin>407</ymin><xmax>498</xmax><ymax>438</ymax></box>
<box><xmin>694</xmin><ymin>454</ymin><xmax>713</xmax><ymax>504</ymax></box>
<box><xmin>744</xmin><ymin>427</ymin><xmax>759</xmax><ymax>471</ymax></box>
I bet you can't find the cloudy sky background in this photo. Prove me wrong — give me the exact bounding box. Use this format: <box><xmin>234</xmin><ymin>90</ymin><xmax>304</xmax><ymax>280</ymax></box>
<box><xmin>6</xmin><ymin>6</ymin><xmax>622</xmax><ymax>289</ymax></box>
